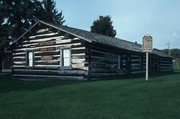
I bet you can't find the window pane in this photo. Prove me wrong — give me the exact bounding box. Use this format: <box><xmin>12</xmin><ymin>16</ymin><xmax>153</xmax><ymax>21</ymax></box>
<box><xmin>29</xmin><ymin>52</ymin><xmax>33</xmax><ymax>59</ymax></box>
<box><xmin>28</xmin><ymin>52</ymin><xmax>33</xmax><ymax>66</ymax></box>
<box><xmin>63</xmin><ymin>58</ymin><xmax>70</xmax><ymax>66</ymax></box>
<box><xmin>29</xmin><ymin>59</ymin><xmax>33</xmax><ymax>66</ymax></box>
<box><xmin>62</xmin><ymin>49</ymin><xmax>71</xmax><ymax>66</ymax></box>
<box><xmin>63</xmin><ymin>49</ymin><xmax>70</xmax><ymax>57</ymax></box>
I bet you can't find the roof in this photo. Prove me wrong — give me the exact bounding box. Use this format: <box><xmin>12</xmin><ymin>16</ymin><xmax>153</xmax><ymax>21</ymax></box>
<box><xmin>10</xmin><ymin>20</ymin><xmax>170</xmax><ymax>58</ymax></box>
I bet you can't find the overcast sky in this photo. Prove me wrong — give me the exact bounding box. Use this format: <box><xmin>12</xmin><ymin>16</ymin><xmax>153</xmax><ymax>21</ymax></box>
<box><xmin>56</xmin><ymin>0</ymin><xmax>180</xmax><ymax>49</ymax></box>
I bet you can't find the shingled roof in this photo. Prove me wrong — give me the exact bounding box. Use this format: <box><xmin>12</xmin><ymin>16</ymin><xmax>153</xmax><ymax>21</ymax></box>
<box><xmin>11</xmin><ymin>20</ymin><xmax>170</xmax><ymax>58</ymax></box>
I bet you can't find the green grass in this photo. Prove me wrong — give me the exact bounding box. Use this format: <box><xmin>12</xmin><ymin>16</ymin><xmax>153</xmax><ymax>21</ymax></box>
<box><xmin>173</xmin><ymin>61</ymin><xmax>180</xmax><ymax>72</ymax></box>
<box><xmin>0</xmin><ymin>73</ymin><xmax>180</xmax><ymax>119</ymax></box>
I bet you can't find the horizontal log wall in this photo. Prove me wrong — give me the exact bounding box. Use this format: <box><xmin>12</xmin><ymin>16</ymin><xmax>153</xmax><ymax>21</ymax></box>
<box><xmin>147</xmin><ymin>54</ymin><xmax>173</xmax><ymax>73</ymax></box>
<box><xmin>88</xmin><ymin>44</ymin><xmax>126</xmax><ymax>80</ymax></box>
<box><xmin>159</xmin><ymin>57</ymin><xmax>173</xmax><ymax>72</ymax></box>
<box><xmin>88</xmin><ymin>43</ymin><xmax>173</xmax><ymax>80</ymax></box>
<box><xmin>12</xmin><ymin>26</ymin><xmax>88</xmax><ymax>80</ymax></box>
<box><xmin>88</xmin><ymin>44</ymin><xmax>148</xmax><ymax>79</ymax></box>
<box><xmin>130</xmin><ymin>55</ymin><xmax>146</xmax><ymax>74</ymax></box>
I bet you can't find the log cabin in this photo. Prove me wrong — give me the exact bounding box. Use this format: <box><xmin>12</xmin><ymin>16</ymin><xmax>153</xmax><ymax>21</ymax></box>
<box><xmin>8</xmin><ymin>20</ymin><xmax>173</xmax><ymax>80</ymax></box>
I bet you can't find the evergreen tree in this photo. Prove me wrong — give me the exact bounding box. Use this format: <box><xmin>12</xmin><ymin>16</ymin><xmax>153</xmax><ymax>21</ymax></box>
<box><xmin>40</xmin><ymin>0</ymin><xmax>65</xmax><ymax>25</ymax></box>
<box><xmin>0</xmin><ymin>0</ymin><xmax>41</xmax><ymax>47</ymax></box>
<box><xmin>7</xmin><ymin>0</ymin><xmax>41</xmax><ymax>40</ymax></box>
<box><xmin>91</xmin><ymin>16</ymin><xmax>116</xmax><ymax>37</ymax></box>
<box><xmin>0</xmin><ymin>0</ymin><xmax>65</xmax><ymax>48</ymax></box>
<box><xmin>0</xmin><ymin>0</ymin><xmax>12</xmax><ymax>48</ymax></box>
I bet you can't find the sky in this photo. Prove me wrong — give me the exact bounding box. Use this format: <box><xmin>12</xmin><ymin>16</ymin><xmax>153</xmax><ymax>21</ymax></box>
<box><xmin>56</xmin><ymin>0</ymin><xmax>180</xmax><ymax>49</ymax></box>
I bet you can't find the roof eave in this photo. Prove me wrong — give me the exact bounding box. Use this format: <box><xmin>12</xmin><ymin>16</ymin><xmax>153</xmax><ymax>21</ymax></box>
<box><xmin>39</xmin><ymin>20</ymin><xmax>92</xmax><ymax>43</ymax></box>
<box><xmin>9</xmin><ymin>20</ymin><xmax>93</xmax><ymax>48</ymax></box>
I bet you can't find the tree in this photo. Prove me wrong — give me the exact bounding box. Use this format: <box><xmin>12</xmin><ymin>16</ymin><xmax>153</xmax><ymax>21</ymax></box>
<box><xmin>162</xmin><ymin>48</ymin><xmax>180</xmax><ymax>58</ymax></box>
<box><xmin>0</xmin><ymin>0</ymin><xmax>65</xmax><ymax>49</ymax></box>
<box><xmin>0</xmin><ymin>0</ymin><xmax>12</xmax><ymax>48</ymax></box>
<box><xmin>90</xmin><ymin>16</ymin><xmax>116</xmax><ymax>37</ymax></box>
<box><xmin>40</xmin><ymin>0</ymin><xmax>65</xmax><ymax>25</ymax></box>
<box><xmin>0</xmin><ymin>0</ymin><xmax>42</xmax><ymax>48</ymax></box>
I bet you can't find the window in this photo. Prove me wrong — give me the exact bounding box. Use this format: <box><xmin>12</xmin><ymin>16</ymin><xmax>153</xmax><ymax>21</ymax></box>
<box><xmin>61</xmin><ymin>48</ymin><xmax>71</xmax><ymax>67</ymax></box>
<box><xmin>118</xmin><ymin>55</ymin><xmax>121</xmax><ymax>69</ymax></box>
<box><xmin>26</xmin><ymin>51</ymin><xmax>34</xmax><ymax>67</ymax></box>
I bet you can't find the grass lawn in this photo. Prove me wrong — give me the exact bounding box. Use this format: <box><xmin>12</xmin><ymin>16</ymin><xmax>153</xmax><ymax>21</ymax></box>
<box><xmin>0</xmin><ymin>73</ymin><xmax>180</xmax><ymax>119</ymax></box>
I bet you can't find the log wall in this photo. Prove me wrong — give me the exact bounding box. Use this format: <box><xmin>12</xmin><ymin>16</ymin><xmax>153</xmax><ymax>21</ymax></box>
<box><xmin>158</xmin><ymin>57</ymin><xmax>173</xmax><ymax>72</ymax></box>
<box><xmin>12</xmin><ymin>26</ymin><xmax>88</xmax><ymax>80</ymax></box>
<box><xmin>88</xmin><ymin>43</ymin><xmax>173</xmax><ymax>80</ymax></box>
<box><xmin>88</xmin><ymin>43</ymin><xmax>145</xmax><ymax>80</ymax></box>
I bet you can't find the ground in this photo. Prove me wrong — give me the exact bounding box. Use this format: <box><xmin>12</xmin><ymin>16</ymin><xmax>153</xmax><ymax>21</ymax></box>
<box><xmin>0</xmin><ymin>73</ymin><xmax>180</xmax><ymax>119</ymax></box>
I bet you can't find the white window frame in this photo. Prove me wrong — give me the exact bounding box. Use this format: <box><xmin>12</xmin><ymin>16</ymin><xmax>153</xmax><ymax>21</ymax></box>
<box><xmin>60</xmin><ymin>47</ymin><xmax>71</xmax><ymax>68</ymax></box>
<box><xmin>26</xmin><ymin>51</ymin><xmax>34</xmax><ymax>67</ymax></box>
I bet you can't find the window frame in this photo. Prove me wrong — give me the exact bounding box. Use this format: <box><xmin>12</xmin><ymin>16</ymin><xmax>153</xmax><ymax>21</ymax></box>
<box><xmin>118</xmin><ymin>55</ymin><xmax>121</xmax><ymax>70</ymax></box>
<box><xmin>26</xmin><ymin>50</ymin><xmax>34</xmax><ymax>67</ymax></box>
<box><xmin>59</xmin><ymin>47</ymin><xmax>72</xmax><ymax>69</ymax></box>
